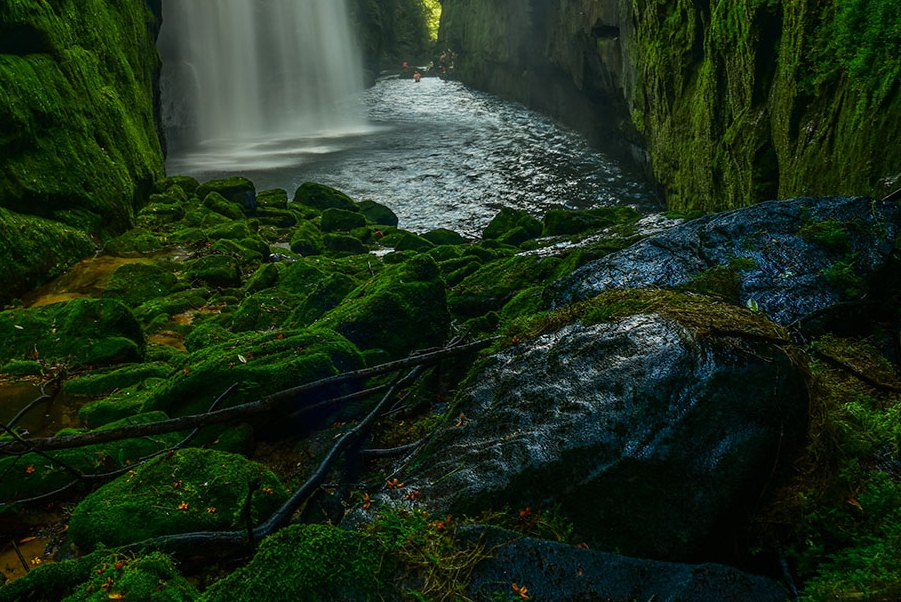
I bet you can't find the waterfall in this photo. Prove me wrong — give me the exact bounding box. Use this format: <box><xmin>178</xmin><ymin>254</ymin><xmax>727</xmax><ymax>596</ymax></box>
<box><xmin>158</xmin><ymin>0</ymin><xmax>366</xmax><ymax>170</ymax></box>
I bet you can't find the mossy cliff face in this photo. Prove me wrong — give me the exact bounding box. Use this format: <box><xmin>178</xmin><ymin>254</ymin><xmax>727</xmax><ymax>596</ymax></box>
<box><xmin>0</xmin><ymin>0</ymin><xmax>164</xmax><ymax>301</ymax></box>
<box><xmin>439</xmin><ymin>0</ymin><xmax>901</xmax><ymax>210</ymax></box>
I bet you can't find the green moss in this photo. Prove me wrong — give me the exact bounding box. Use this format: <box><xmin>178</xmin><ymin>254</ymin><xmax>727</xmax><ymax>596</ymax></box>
<box><xmin>102</xmin><ymin>263</ymin><xmax>179</xmax><ymax>307</ymax></box>
<box><xmin>288</xmin><ymin>273</ymin><xmax>358</xmax><ymax>328</ymax></box>
<box><xmin>202</xmin><ymin>191</ymin><xmax>244</xmax><ymax>221</ymax></box>
<box><xmin>542</xmin><ymin>206</ymin><xmax>641</xmax><ymax>236</ymax></box>
<box><xmin>231</xmin><ymin>290</ymin><xmax>302</xmax><ymax>332</ymax></box>
<box><xmin>317</xmin><ymin>255</ymin><xmax>450</xmax><ymax>357</ymax></box>
<box><xmin>448</xmin><ymin>255</ymin><xmax>562</xmax><ymax>320</ymax></box>
<box><xmin>0</xmin><ymin>207</ymin><xmax>95</xmax><ymax>304</ymax></box>
<box><xmin>0</xmin><ymin>359</ymin><xmax>43</xmax><ymax>376</ymax></box>
<box><xmin>324</xmin><ymin>233</ymin><xmax>367</xmax><ymax>256</ymax></box>
<box><xmin>62</xmin><ymin>551</ymin><xmax>199</xmax><ymax>602</ymax></box>
<box><xmin>69</xmin><ymin>448</ymin><xmax>288</xmax><ymax>550</ymax></box>
<box><xmin>200</xmin><ymin>524</ymin><xmax>382</xmax><ymax>602</ymax></box>
<box><xmin>0</xmin><ymin>550</ymin><xmax>106</xmax><ymax>602</ymax></box>
<box><xmin>320</xmin><ymin>208</ymin><xmax>366</xmax><ymax>232</ymax></box>
<box><xmin>289</xmin><ymin>220</ymin><xmax>325</xmax><ymax>256</ymax></box>
<box><xmin>483</xmin><ymin>207</ymin><xmax>542</xmax><ymax>241</ymax></box>
<box><xmin>147</xmin><ymin>328</ymin><xmax>364</xmax><ymax>415</ymax></box>
<box><xmin>0</xmin><ymin>412</ymin><xmax>180</xmax><ymax>503</ymax></box>
<box><xmin>0</xmin><ymin>0</ymin><xmax>164</xmax><ymax>236</ymax></box>
<box><xmin>77</xmin><ymin>389</ymin><xmax>155</xmax><ymax>428</ymax></box>
<box><xmin>184</xmin><ymin>255</ymin><xmax>242</xmax><ymax>289</ymax></box>
<box><xmin>422</xmin><ymin>228</ymin><xmax>467</xmax><ymax>246</ymax></box>
<box><xmin>293</xmin><ymin>182</ymin><xmax>356</xmax><ymax>211</ymax></box>
<box><xmin>357</xmin><ymin>199</ymin><xmax>399</xmax><ymax>227</ymax></box>
<box><xmin>257</xmin><ymin>188</ymin><xmax>289</xmax><ymax>209</ymax></box>
<box><xmin>196</xmin><ymin>177</ymin><xmax>256</xmax><ymax>210</ymax></box>
<box><xmin>822</xmin><ymin>255</ymin><xmax>867</xmax><ymax>299</ymax></box>
<box><xmin>799</xmin><ymin>219</ymin><xmax>851</xmax><ymax>251</ymax></box>
<box><xmin>64</xmin><ymin>362</ymin><xmax>171</xmax><ymax>397</ymax></box>
<box><xmin>379</xmin><ymin>229</ymin><xmax>435</xmax><ymax>252</ymax></box>
<box><xmin>0</xmin><ymin>298</ymin><xmax>145</xmax><ymax>368</ymax></box>
<box><xmin>103</xmin><ymin>228</ymin><xmax>165</xmax><ymax>255</ymax></box>
<box><xmin>681</xmin><ymin>256</ymin><xmax>757</xmax><ymax>301</ymax></box>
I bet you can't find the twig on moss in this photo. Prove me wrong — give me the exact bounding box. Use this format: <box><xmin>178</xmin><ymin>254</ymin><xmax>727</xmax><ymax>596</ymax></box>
<box><xmin>811</xmin><ymin>349</ymin><xmax>901</xmax><ymax>392</ymax></box>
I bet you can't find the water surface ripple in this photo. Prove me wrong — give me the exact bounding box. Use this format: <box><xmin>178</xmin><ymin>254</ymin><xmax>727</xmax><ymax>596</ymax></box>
<box><xmin>167</xmin><ymin>78</ymin><xmax>659</xmax><ymax>237</ymax></box>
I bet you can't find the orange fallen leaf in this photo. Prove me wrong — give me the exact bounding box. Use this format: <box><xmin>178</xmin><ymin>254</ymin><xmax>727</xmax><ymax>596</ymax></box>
<box><xmin>403</xmin><ymin>490</ymin><xmax>420</xmax><ymax>502</ymax></box>
<box><xmin>206</xmin><ymin>507</ymin><xmax>217</xmax><ymax>514</ymax></box>
<box><xmin>362</xmin><ymin>493</ymin><xmax>372</xmax><ymax>510</ymax></box>
<box><xmin>386</xmin><ymin>478</ymin><xmax>405</xmax><ymax>490</ymax></box>
<box><xmin>25</xmin><ymin>465</ymin><xmax>35</xmax><ymax>475</ymax></box>
<box><xmin>177</xmin><ymin>501</ymin><xmax>189</xmax><ymax>511</ymax></box>
<box><xmin>113</xmin><ymin>560</ymin><xmax>125</xmax><ymax>571</ymax></box>
<box><xmin>18</xmin><ymin>536</ymin><xmax>37</xmax><ymax>544</ymax></box>
<box><xmin>512</xmin><ymin>582</ymin><xmax>530</xmax><ymax>600</ymax></box>
<box><xmin>101</xmin><ymin>577</ymin><xmax>115</xmax><ymax>592</ymax></box>
<box><xmin>454</xmin><ymin>413</ymin><xmax>466</xmax><ymax>428</ymax></box>
<box><xmin>261</xmin><ymin>487</ymin><xmax>274</xmax><ymax>496</ymax></box>
<box><xmin>108</xmin><ymin>592</ymin><xmax>125</xmax><ymax>600</ymax></box>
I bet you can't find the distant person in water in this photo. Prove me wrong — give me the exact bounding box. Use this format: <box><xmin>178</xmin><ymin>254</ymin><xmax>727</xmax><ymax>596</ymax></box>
<box><xmin>413</xmin><ymin>71</ymin><xmax>422</xmax><ymax>83</ymax></box>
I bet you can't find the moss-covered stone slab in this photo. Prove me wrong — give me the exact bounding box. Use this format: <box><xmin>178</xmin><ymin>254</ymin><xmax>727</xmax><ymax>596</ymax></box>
<box><xmin>102</xmin><ymin>263</ymin><xmax>179</xmax><ymax>307</ymax></box>
<box><xmin>68</xmin><ymin>448</ymin><xmax>288</xmax><ymax>549</ymax></box>
<box><xmin>0</xmin><ymin>298</ymin><xmax>145</xmax><ymax>368</ymax></box>
<box><xmin>196</xmin><ymin>177</ymin><xmax>256</xmax><ymax>212</ymax></box>
<box><xmin>184</xmin><ymin>255</ymin><xmax>242</xmax><ymax>289</ymax></box>
<box><xmin>320</xmin><ymin>208</ymin><xmax>367</xmax><ymax>232</ymax></box>
<box><xmin>482</xmin><ymin>207</ymin><xmax>542</xmax><ymax>241</ymax></box>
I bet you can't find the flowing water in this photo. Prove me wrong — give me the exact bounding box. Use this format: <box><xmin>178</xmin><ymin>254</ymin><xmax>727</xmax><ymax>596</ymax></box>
<box><xmin>166</xmin><ymin>77</ymin><xmax>659</xmax><ymax>237</ymax></box>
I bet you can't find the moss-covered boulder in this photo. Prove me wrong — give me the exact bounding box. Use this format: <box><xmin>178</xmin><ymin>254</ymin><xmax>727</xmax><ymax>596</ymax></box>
<box><xmin>379</xmin><ymin>229</ymin><xmax>434</xmax><ymax>252</ymax></box>
<box><xmin>184</xmin><ymin>254</ymin><xmax>242</xmax><ymax>288</ymax></box>
<box><xmin>0</xmin><ymin>550</ymin><xmax>198</xmax><ymax>602</ymax></box>
<box><xmin>0</xmin><ymin>208</ymin><xmax>95</xmax><ymax>304</ymax></box>
<box><xmin>203</xmin><ymin>191</ymin><xmax>245</xmax><ymax>220</ymax></box>
<box><xmin>200</xmin><ymin>524</ymin><xmax>383</xmax><ymax>602</ymax></box>
<box><xmin>232</xmin><ymin>290</ymin><xmax>302</xmax><ymax>332</ymax></box>
<box><xmin>422</xmin><ymin>228</ymin><xmax>467</xmax><ymax>246</ymax></box>
<box><xmin>289</xmin><ymin>220</ymin><xmax>325</xmax><ymax>256</ymax></box>
<box><xmin>0</xmin><ymin>0</ymin><xmax>164</xmax><ymax>301</ymax></box>
<box><xmin>542</xmin><ymin>206</ymin><xmax>641</xmax><ymax>236</ymax></box>
<box><xmin>196</xmin><ymin>177</ymin><xmax>257</xmax><ymax>211</ymax></box>
<box><xmin>147</xmin><ymin>328</ymin><xmax>364</xmax><ymax>415</ymax></box>
<box><xmin>293</xmin><ymin>182</ymin><xmax>356</xmax><ymax>211</ymax></box>
<box><xmin>324</xmin><ymin>233</ymin><xmax>366</xmax><ymax>256</ymax></box>
<box><xmin>321</xmin><ymin>208</ymin><xmax>367</xmax><ymax>232</ymax></box>
<box><xmin>102</xmin><ymin>263</ymin><xmax>179</xmax><ymax>307</ymax></box>
<box><xmin>357</xmin><ymin>199</ymin><xmax>398</xmax><ymax>227</ymax></box>
<box><xmin>482</xmin><ymin>207</ymin><xmax>542</xmax><ymax>241</ymax></box>
<box><xmin>257</xmin><ymin>188</ymin><xmax>289</xmax><ymax>209</ymax></box>
<box><xmin>318</xmin><ymin>255</ymin><xmax>450</xmax><ymax>357</ymax></box>
<box><xmin>103</xmin><ymin>227</ymin><xmax>166</xmax><ymax>255</ymax></box>
<box><xmin>288</xmin><ymin>273</ymin><xmax>358</xmax><ymax>328</ymax></box>
<box><xmin>0</xmin><ymin>298</ymin><xmax>145</xmax><ymax>368</ymax></box>
<box><xmin>0</xmin><ymin>412</ymin><xmax>180</xmax><ymax>503</ymax></box>
<box><xmin>69</xmin><ymin>448</ymin><xmax>288</xmax><ymax>549</ymax></box>
<box><xmin>64</xmin><ymin>362</ymin><xmax>172</xmax><ymax>397</ymax></box>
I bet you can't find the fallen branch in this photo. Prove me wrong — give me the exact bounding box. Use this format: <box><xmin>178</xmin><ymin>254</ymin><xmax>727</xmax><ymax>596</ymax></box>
<box><xmin>123</xmin><ymin>362</ymin><xmax>430</xmax><ymax>555</ymax></box>
<box><xmin>812</xmin><ymin>349</ymin><xmax>901</xmax><ymax>393</ymax></box>
<box><xmin>0</xmin><ymin>338</ymin><xmax>495</xmax><ymax>455</ymax></box>
<box><xmin>6</xmin><ymin>374</ymin><xmax>63</xmax><ymax>431</ymax></box>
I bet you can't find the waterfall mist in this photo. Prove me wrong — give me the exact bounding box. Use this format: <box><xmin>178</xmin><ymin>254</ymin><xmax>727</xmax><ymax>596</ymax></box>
<box><xmin>158</xmin><ymin>0</ymin><xmax>368</xmax><ymax>173</ymax></box>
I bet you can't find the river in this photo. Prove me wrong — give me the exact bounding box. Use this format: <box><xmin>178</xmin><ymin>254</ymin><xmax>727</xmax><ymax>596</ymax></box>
<box><xmin>166</xmin><ymin>77</ymin><xmax>659</xmax><ymax>238</ymax></box>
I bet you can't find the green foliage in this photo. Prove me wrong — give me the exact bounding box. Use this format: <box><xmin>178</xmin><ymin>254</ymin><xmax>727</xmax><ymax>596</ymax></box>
<box><xmin>681</xmin><ymin>256</ymin><xmax>757</xmax><ymax>301</ymax></box>
<box><xmin>799</xmin><ymin>219</ymin><xmax>851</xmax><ymax>251</ymax></box>
<box><xmin>821</xmin><ymin>255</ymin><xmax>867</xmax><ymax>298</ymax></box>
<box><xmin>63</xmin><ymin>552</ymin><xmax>199</xmax><ymax>602</ymax></box>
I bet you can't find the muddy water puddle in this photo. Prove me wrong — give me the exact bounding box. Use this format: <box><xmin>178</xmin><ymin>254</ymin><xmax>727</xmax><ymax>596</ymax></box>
<box><xmin>0</xmin><ymin>380</ymin><xmax>86</xmax><ymax>439</ymax></box>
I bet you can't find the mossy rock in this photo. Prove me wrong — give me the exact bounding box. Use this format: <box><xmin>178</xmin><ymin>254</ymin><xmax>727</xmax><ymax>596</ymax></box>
<box><xmin>0</xmin><ymin>298</ymin><xmax>145</xmax><ymax>368</ymax></box>
<box><xmin>277</xmin><ymin>259</ymin><xmax>329</xmax><ymax>294</ymax></box>
<box><xmin>318</xmin><ymin>255</ymin><xmax>450</xmax><ymax>358</ymax></box>
<box><xmin>184</xmin><ymin>255</ymin><xmax>242</xmax><ymax>288</ymax></box>
<box><xmin>288</xmin><ymin>273</ymin><xmax>358</xmax><ymax>328</ymax></box>
<box><xmin>156</xmin><ymin>175</ymin><xmax>200</xmax><ymax>195</ymax></box>
<box><xmin>0</xmin><ymin>359</ymin><xmax>43</xmax><ymax>376</ymax></box>
<box><xmin>69</xmin><ymin>448</ymin><xmax>288</xmax><ymax>549</ymax></box>
<box><xmin>147</xmin><ymin>328</ymin><xmax>364</xmax><ymax>415</ymax></box>
<box><xmin>497</xmin><ymin>226</ymin><xmax>534</xmax><ymax>246</ymax></box>
<box><xmin>200</xmin><ymin>524</ymin><xmax>383</xmax><ymax>602</ymax></box>
<box><xmin>211</xmin><ymin>238</ymin><xmax>265</xmax><ymax>267</ymax></box>
<box><xmin>0</xmin><ymin>550</ymin><xmax>199</xmax><ymax>602</ymax></box>
<box><xmin>244</xmin><ymin>263</ymin><xmax>280</xmax><ymax>293</ymax></box>
<box><xmin>257</xmin><ymin>188</ymin><xmax>289</xmax><ymax>209</ymax></box>
<box><xmin>380</xmin><ymin>229</ymin><xmax>434</xmax><ymax>252</ymax></box>
<box><xmin>64</xmin><ymin>362</ymin><xmax>172</xmax><ymax>397</ymax></box>
<box><xmin>448</xmin><ymin>255</ymin><xmax>563</xmax><ymax>320</ymax></box>
<box><xmin>102</xmin><ymin>263</ymin><xmax>179</xmax><ymax>307</ymax></box>
<box><xmin>483</xmin><ymin>207</ymin><xmax>542</xmax><ymax>241</ymax></box>
<box><xmin>133</xmin><ymin>288</ymin><xmax>209</xmax><ymax>326</ymax></box>
<box><xmin>542</xmin><ymin>206</ymin><xmax>641</xmax><ymax>236</ymax></box>
<box><xmin>0</xmin><ymin>207</ymin><xmax>95</xmax><ymax>304</ymax></box>
<box><xmin>232</xmin><ymin>289</ymin><xmax>303</xmax><ymax>332</ymax></box>
<box><xmin>203</xmin><ymin>191</ymin><xmax>245</xmax><ymax>220</ymax></box>
<box><xmin>177</xmin><ymin>208</ymin><xmax>232</xmax><ymax>232</ymax></box>
<box><xmin>136</xmin><ymin>200</ymin><xmax>187</xmax><ymax>229</ymax></box>
<box><xmin>321</xmin><ymin>208</ymin><xmax>367</xmax><ymax>232</ymax></box>
<box><xmin>196</xmin><ymin>177</ymin><xmax>256</xmax><ymax>211</ymax></box>
<box><xmin>357</xmin><ymin>199</ymin><xmax>399</xmax><ymax>227</ymax></box>
<box><xmin>205</xmin><ymin>221</ymin><xmax>255</xmax><ymax>242</ymax></box>
<box><xmin>103</xmin><ymin>227</ymin><xmax>165</xmax><ymax>255</ymax></box>
<box><xmin>290</xmin><ymin>220</ymin><xmax>325</xmax><ymax>256</ymax></box>
<box><xmin>255</xmin><ymin>208</ymin><xmax>297</xmax><ymax>228</ymax></box>
<box><xmin>423</xmin><ymin>228</ymin><xmax>467</xmax><ymax>246</ymax></box>
<box><xmin>324</xmin><ymin>233</ymin><xmax>367</xmax><ymax>256</ymax></box>
<box><xmin>0</xmin><ymin>412</ymin><xmax>180</xmax><ymax>503</ymax></box>
<box><xmin>293</xmin><ymin>182</ymin><xmax>356</xmax><ymax>211</ymax></box>
<box><xmin>77</xmin><ymin>388</ymin><xmax>156</xmax><ymax>428</ymax></box>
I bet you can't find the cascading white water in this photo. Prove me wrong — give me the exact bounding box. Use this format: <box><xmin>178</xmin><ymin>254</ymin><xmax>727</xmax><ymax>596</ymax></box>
<box><xmin>158</xmin><ymin>0</ymin><xmax>366</xmax><ymax>171</ymax></box>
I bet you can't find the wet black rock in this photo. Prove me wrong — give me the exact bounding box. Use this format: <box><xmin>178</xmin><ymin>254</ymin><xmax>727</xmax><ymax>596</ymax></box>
<box><xmin>553</xmin><ymin>196</ymin><xmax>901</xmax><ymax>326</ymax></box>
<box><xmin>462</xmin><ymin>526</ymin><xmax>790</xmax><ymax>601</ymax></box>
<box><xmin>404</xmin><ymin>311</ymin><xmax>808</xmax><ymax>561</ymax></box>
